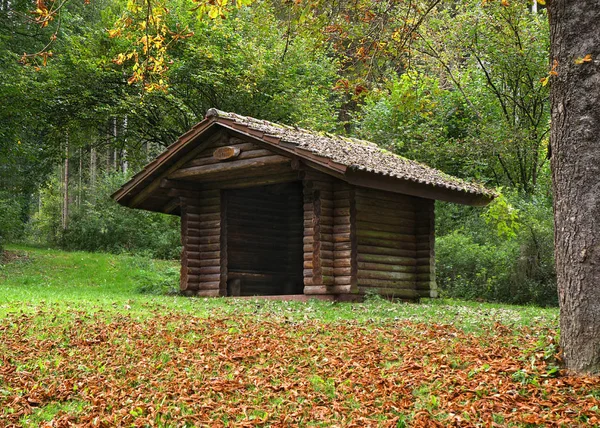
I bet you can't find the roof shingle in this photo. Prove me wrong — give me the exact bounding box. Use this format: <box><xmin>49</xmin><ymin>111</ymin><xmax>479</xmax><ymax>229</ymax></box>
<box><xmin>206</xmin><ymin>109</ymin><xmax>495</xmax><ymax>198</ymax></box>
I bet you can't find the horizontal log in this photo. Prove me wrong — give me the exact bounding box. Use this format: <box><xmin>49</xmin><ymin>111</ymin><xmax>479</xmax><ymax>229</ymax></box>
<box><xmin>199</xmin><ymin>274</ymin><xmax>221</xmax><ymax>283</ymax></box>
<box><xmin>303</xmin><ymin>236</ymin><xmax>314</xmax><ymax>245</ymax></box>
<box><xmin>321</xmin><ymin>199</ymin><xmax>334</xmax><ymax>210</ymax></box>
<box><xmin>304</xmin><ymin>284</ymin><xmax>352</xmax><ymax>294</ymax></box>
<box><xmin>186</xmin><ymin>148</ymin><xmax>274</xmax><ymax>167</ymax></box>
<box><xmin>188</xmin><ymin>251</ymin><xmax>221</xmax><ymax>266</ymax></box>
<box><xmin>416</xmin><ymin>242</ymin><xmax>430</xmax><ymax>250</ymax></box>
<box><xmin>333</xmin><ymin>189</ymin><xmax>351</xmax><ymax>198</ymax></box>
<box><xmin>196</xmin><ymin>289</ymin><xmax>221</xmax><ymax>297</ymax></box>
<box><xmin>189</xmin><ymin>205</ymin><xmax>220</xmax><ymax>215</ymax></box>
<box><xmin>416</xmin><ymin>265</ymin><xmax>431</xmax><ymax>273</ymax></box>
<box><xmin>170</xmin><ymin>155</ymin><xmax>290</xmax><ymax>179</ymax></box>
<box><xmin>320</xmin><ymin>250</ymin><xmax>334</xmax><ymax>260</ymax></box>
<box><xmin>356</xmin><ymin>229</ymin><xmax>417</xmax><ymax>243</ymax></box>
<box><xmin>334</xmin><ymin>217</ymin><xmax>351</xmax><ymax>227</ymax></box>
<box><xmin>323</xmin><ymin>275</ymin><xmax>335</xmax><ymax>286</ymax></box>
<box><xmin>334</xmin><ymin>276</ymin><xmax>352</xmax><ymax>285</ymax></box>
<box><xmin>334</xmin><ymin>242</ymin><xmax>352</xmax><ymax>251</ymax></box>
<box><xmin>195</xmin><ymin>243</ymin><xmax>220</xmax><ymax>252</ymax></box>
<box><xmin>415</xmin><ymin>280</ymin><xmax>435</xmax><ymax>289</ymax></box>
<box><xmin>333</xmin><ymin>267</ymin><xmax>352</xmax><ymax>276</ymax></box>
<box><xmin>197</xmin><ymin>281</ymin><xmax>221</xmax><ymax>291</ymax></box>
<box><xmin>356</xmin><ymin>221</ymin><xmax>415</xmax><ymax>235</ymax></box>
<box><xmin>357</xmin><ymin>262</ymin><xmax>416</xmax><ymax>273</ymax></box>
<box><xmin>333</xmin><ymin>224</ymin><xmax>351</xmax><ymax>234</ymax></box>
<box><xmin>357</xmin><ymin>253</ymin><xmax>416</xmax><ymax>265</ymax></box>
<box><xmin>417</xmin><ymin>273</ymin><xmax>433</xmax><ymax>281</ymax></box>
<box><xmin>334</xmin><ymin>259</ymin><xmax>351</xmax><ymax>268</ymax></box>
<box><xmin>335</xmin><ymin>250</ymin><xmax>352</xmax><ymax>258</ymax></box>
<box><xmin>358</xmin><ymin>270</ymin><xmax>416</xmax><ymax>281</ymax></box>
<box><xmin>357</xmin><ymin>237</ymin><xmax>416</xmax><ymax>249</ymax></box>
<box><xmin>186</xmin><ymin>220</ymin><xmax>221</xmax><ymax>230</ymax></box>
<box><xmin>357</xmin><ymin>277</ymin><xmax>415</xmax><ymax>287</ymax></box>
<box><xmin>333</xmin><ymin>235</ymin><xmax>351</xmax><ymax>244</ymax></box>
<box><xmin>333</xmin><ymin>207</ymin><xmax>350</xmax><ymax>217</ymax></box>
<box><xmin>358</xmin><ymin>245</ymin><xmax>415</xmax><ymax>258</ymax></box>
<box><xmin>187</xmin><ymin>235</ymin><xmax>221</xmax><ymax>245</ymax></box>
<box><xmin>303</xmin><ymin>243</ymin><xmax>315</xmax><ymax>253</ymax></box>
<box><xmin>334</xmin><ymin>199</ymin><xmax>350</xmax><ymax>209</ymax></box>
<box><xmin>186</xmin><ymin>228</ymin><xmax>220</xmax><ymax>237</ymax></box>
<box><xmin>186</xmin><ymin>212</ymin><xmax>220</xmax><ymax>223</ymax></box>
<box><xmin>356</xmin><ymin>211</ymin><xmax>416</xmax><ymax>227</ymax></box>
<box><xmin>321</xmin><ymin>266</ymin><xmax>334</xmax><ymax>276</ymax></box>
<box><xmin>355</xmin><ymin>199</ymin><xmax>415</xmax><ymax>215</ymax></box>
<box><xmin>188</xmin><ymin>266</ymin><xmax>221</xmax><ymax>275</ymax></box>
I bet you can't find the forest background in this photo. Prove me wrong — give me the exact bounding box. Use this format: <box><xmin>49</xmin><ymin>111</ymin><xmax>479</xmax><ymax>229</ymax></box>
<box><xmin>0</xmin><ymin>0</ymin><xmax>554</xmax><ymax>306</ymax></box>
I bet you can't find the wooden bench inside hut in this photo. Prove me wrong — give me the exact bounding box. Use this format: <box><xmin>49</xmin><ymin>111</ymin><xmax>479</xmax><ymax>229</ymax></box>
<box><xmin>113</xmin><ymin>109</ymin><xmax>495</xmax><ymax>301</ymax></box>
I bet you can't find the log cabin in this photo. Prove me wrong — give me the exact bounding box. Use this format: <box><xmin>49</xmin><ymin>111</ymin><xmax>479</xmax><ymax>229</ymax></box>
<box><xmin>112</xmin><ymin>109</ymin><xmax>495</xmax><ymax>301</ymax></box>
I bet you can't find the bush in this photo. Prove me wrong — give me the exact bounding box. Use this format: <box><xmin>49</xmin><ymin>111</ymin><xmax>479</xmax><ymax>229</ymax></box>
<box><xmin>0</xmin><ymin>192</ymin><xmax>24</xmax><ymax>250</ymax></box>
<box><xmin>436</xmin><ymin>195</ymin><xmax>557</xmax><ymax>306</ymax></box>
<box><xmin>127</xmin><ymin>256</ymin><xmax>180</xmax><ymax>295</ymax></box>
<box><xmin>29</xmin><ymin>172</ymin><xmax>181</xmax><ymax>259</ymax></box>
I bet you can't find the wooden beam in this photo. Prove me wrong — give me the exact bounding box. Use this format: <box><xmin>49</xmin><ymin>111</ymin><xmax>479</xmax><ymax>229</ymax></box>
<box><xmin>128</xmin><ymin>132</ymin><xmax>223</xmax><ymax>208</ymax></box>
<box><xmin>169</xmin><ymin>155</ymin><xmax>291</xmax><ymax>180</ymax></box>
<box><xmin>163</xmin><ymin>197</ymin><xmax>180</xmax><ymax>214</ymax></box>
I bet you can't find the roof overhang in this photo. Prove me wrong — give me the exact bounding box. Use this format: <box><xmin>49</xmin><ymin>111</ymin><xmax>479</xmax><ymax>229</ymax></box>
<box><xmin>112</xmin><ymin>113</ymin><xmax>495</xmax><ymax>212</ymax></box>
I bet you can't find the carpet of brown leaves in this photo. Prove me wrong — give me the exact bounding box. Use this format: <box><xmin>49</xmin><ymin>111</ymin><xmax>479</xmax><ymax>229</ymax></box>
<box><xmin>1</xmin><ymin>310</ymin><xmax>599</xmax><ymax>427</ymax></box>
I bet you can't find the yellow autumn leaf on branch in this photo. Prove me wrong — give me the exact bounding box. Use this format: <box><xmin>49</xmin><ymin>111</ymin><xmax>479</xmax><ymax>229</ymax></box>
<box><xmin>574</xmin><ymin>54</ymin><xmax>592</xmax><ymax>64</ymax></box>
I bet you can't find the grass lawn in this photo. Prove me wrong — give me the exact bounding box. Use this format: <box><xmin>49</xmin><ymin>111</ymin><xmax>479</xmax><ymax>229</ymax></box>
<box><xmin>0</xmin><ymin>245</ymin><xmax>598</xmax><ymax>427</ymax></box>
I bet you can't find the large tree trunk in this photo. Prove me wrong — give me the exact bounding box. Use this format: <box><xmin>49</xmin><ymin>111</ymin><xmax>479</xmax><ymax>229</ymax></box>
<box><xmin>548</xmin><ymin>0</ymin><xmax>600</xmax><ymax>374</ymax></box>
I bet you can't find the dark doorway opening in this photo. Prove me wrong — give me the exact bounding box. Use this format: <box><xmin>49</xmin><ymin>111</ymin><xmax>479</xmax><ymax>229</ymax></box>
<box><xmin>225</xmin><ymin>182</ymin><xmax>304</xmax><ymax>296</ymax></box>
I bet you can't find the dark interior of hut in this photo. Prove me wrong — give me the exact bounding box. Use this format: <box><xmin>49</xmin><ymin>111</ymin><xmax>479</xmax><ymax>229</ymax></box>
<box><xmin>225</xmin><ymin>182</ymin><xmax>304</xmax><ymax>296</ymax></box>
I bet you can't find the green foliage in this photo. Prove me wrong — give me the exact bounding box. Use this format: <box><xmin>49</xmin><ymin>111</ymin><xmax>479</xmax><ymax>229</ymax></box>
<box><xmin>127</xmin><ymin>256</ymin><xmax>180</xmax><ymax>295</ymax></box>
<box><xmin>30</xmin><ymin>172</ymin><xmax>181</xmax><ymax>259</ymax></box>
<box><xmin>0</xmin><ymin>193</ymin><xmax>23</xmax><ymax>249</ymax></box>
<box><xmin>436</xmin><ymin>194</ymin><xmax>556</xmax><ymax>306</ymax></box>
<box><xmin>483</xmin><ymin>192</ymin><xmax>521</xmax><ymax>239</ymax></box>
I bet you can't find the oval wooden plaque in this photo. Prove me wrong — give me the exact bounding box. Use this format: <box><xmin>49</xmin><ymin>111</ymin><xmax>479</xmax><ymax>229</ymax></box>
<box><xmin>213</xmin><ymin>146</ymin><xmax>241</xmax><ymax>161</ymax></box>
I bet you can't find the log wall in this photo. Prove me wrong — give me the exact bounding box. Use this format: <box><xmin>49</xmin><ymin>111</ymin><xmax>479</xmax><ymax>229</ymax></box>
<box><xmin>180</xmin><ymin>189</ymin><xmax>223</xmax><ymax>297</ymax></box>
<box><xmin>415</xmin><ymin>198</ymin><xmax>437</xmax><ymax>298</ymax></box>
<box><xmin>354</xmin><ymin>187</ymin><xmax>420</xmax><ymax>299</ymax></box>
<box><xmin>171</xmin><ymin>130</ymin><xmax>437</xmax><ymax>300</ymax></box>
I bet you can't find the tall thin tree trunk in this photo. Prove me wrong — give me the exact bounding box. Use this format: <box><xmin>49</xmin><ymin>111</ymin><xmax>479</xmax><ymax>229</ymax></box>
<box><xmin>62</xmin><ymin>133</ymin><xmax>69</xmax><ymax>231</ymax></box>
<box><xmin>113</xmin><ymin>116</ymin><xmax>118</xmax><ymax>171</ymax></box>
<box><xmin>122</xmin><ymin>115</ymin><xmax>128</xmax><ymax>174</ymax></box>
<box><xmin>78</xmin><ymin>148</ymin><xmax>82</xmax><ymax>209</ymax></box>
<box><xmin>548</xmin><ymin>0</ymin><xmax>600</xmax><ymax>374</ymax></box>
<box><xmin>90</xmin><ymin>146</ymin><xmax>97</xmax><ymax>192</ymax></box>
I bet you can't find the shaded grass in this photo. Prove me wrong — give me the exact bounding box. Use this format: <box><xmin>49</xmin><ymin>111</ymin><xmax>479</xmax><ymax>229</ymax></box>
<box><xmin>0</xmin><ymin>245</ymin><xmax>558</xmax><ymax>333</ymax></box>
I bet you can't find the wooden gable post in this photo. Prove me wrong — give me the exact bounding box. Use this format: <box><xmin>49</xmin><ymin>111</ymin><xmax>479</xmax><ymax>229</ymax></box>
<box><xmin>303</xmin><ymin>172</ymin><xmax>357</xmax><ymax>295</ymax></box>
<box><xmin>179</xmin><ymin>189</ymin><xmax>224</xmax><ymax>297</ymax></box>
<box><xmin>415</xmin><ymin>199</ymin><xmax>437</xmax><ymax>298</ymax></box>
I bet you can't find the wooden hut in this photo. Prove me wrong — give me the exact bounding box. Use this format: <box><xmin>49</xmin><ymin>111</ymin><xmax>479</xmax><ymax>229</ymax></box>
<box><xmin>113</xmin><ymin>109</ymin><xmax>494</xmax><ymax>301</ymax></box>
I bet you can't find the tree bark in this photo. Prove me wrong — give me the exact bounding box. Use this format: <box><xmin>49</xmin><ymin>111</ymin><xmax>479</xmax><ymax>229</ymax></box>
<box><xmin>62</xmin><ymin>134</ymin><xmax>69</xmax><ymax>231</ymax></box>
<box><xmin>548</xmin><ymin>0</ymin><xmax>600</xmax><ymax>374</ymax></box>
